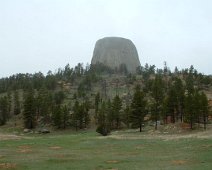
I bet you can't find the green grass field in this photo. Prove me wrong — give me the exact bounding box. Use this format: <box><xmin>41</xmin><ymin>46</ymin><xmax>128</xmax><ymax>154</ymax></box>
<box><xmin>0</xmin><ymin>130</ymin><xmax>212</xmax><ymax>170</ymax></box>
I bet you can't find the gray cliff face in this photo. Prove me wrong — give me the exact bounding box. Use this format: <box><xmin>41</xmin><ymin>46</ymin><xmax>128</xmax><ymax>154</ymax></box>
<box><xmin>91</xmin><ymin>37</ymin><xmax>140</xmax><ymax>73</ymax></box>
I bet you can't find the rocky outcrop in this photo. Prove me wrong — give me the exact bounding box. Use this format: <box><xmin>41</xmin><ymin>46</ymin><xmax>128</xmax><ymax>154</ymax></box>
<box><xmin>91</xmin><ymin>37</ymin><xmax>141</xmax><ymax>73</ymax></box>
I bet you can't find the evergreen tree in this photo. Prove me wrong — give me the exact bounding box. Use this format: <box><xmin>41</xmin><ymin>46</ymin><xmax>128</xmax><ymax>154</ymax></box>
<box><xmin>54</xmin><ymin>91</ymin><xmax>65</xmax><ymax>105</ymax></box>
<box><xmin>52</xmin><ymin>105</ymin><xmax>62</xmax><ymax>128</ymax></box>
<box><xmin>95</xmin><ymin>92</ymin><xmax>100</xmax><ymax>114</ymax></box>
<box><xmin>96</xmin><ymin>101</ymin><xmax>110</xmax><ymax>136</ymax></box>
<box><xmin>23</xmin><ymin>89</ymin><xmax>36</xmax><ymax>129</ymax></box>
<box><xmin>77</xmin><ymin>104</ymin><xmax>85</xmax><ymax>129</ymax></box>
<box><xmin>151</xmin><ymin>74</ymin><xmax>164</xmax><ymax>130</ymax></box>
<box><xmin>7</xmin><ymin>91</ymin><xmax>12</xmax><ymax>116</ymax></box>
<box><xmin>166</xmin><ymin>85</ymin><xmax>178</xmax><ymax>123</ymax></box>
<box><xmin>51</xmin><ymin>104</ymin><xmax>69</xmax><ymax>129</ymax></box>
<box><xmin>36</xmin><ymin>86</ymin><xmax>53</xmax><ymax>124</ymax></box>
<box><xmin>161</xmin><ymin>96</ymin><xmax>169</xmax><ymax>124</ymax></box>
<box><xmin>184</xmin><ymin>68</ymin><xmax>197</xmax><ymax>129</ymax></box>
<box><xmin>193</xmin><ymin>90</ymin><xmax>201</xmax><ymax>127</ymax></box>
<box><xmin>112</xmin><ymin>95</ymin><xmax>122</xmax><ymax>129</ymax></box>
<box><xmin>45</xmin><ymin>71</ymin><xmax>57</xmax><ymax>90</ymax></box>
<box><xmin>123</xmin><ymin>104</ymin><xmax>131</xmax><ymax>128</ymax></box>
<box><xmin>77</xmin><ymin>82</ymin><xmax>86</xmax><ymax>98</ymax></box>
<box><xmin>14</xmin><ymin>90</ymin><xmax>21</xmax><ymax>115</ymax></box>
<box><xmin>173</xmin><ymin>78</ymin><xmax>185</xmax><ymax>122</ymax></box>
<box><xmin>162</xmin><ymin>77</ymin><xmax>185</xmax><ymax>124</ymax></box>
<box><xmin>106</xmin><ymin>99</ymin><xmax>113</xmax><ymax>127</ymax></box>
<box><xmin>0</xmin><ymin>96</ymin><xmax>9</xmax><ymax>125</ymax></box>
<box><xmin>199</xmin><ymin>92</ymin><xmax>209</xmax><ymax>130</ymax></box>
<box><xmin>73</xmin><ymin>100</ymin><xmax>90</xmax><ymax>130</ymax></box>
<box><xmin>82</xmin><ymin>99</ymin><xmax>91</xmax><ymax>128</ymax></box>
<box><xmin>186</xmin><ymin>67</ymin><xmax>195</xmax><ymax>94</ymax></box>
<box><xmin>73</xmin><ymin>100</ymin><xmax>80</xmax><ymax>130</ymax></box>
<box><xmin>184</xmin><ymin>91</ymin><xmax>197</xmax><ymax>129</ymax></box>
<box><xmin>130</xmin><ymin>85</ymin><xmax>147</xmax><ymax>132</ymax></box>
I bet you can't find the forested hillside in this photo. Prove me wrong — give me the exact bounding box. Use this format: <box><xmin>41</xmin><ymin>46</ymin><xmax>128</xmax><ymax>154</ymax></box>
<box><xmin>0</xmin><ymin>62</ymin><xmax>211</xmax><ymax>135</ymax></box>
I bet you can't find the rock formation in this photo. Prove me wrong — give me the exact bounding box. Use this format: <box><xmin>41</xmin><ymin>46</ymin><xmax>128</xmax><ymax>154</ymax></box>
<box><xmin>91</xmin><ymin>37</ymin><xmax>140</xmax><ymax>73</ymax></box>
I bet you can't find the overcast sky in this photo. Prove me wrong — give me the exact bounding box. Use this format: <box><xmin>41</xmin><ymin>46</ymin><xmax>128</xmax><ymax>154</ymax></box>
<box><xmin>0</xmin><ymin>0</ymin><xmax>212</xmax><ymax>77</ymax></box>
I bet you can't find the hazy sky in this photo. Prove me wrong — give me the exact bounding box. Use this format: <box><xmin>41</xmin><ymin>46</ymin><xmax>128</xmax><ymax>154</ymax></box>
<box><xmin>0</xmin><ymin>0</ymin><xmax>212</xmax><ymax>77</ymax></box>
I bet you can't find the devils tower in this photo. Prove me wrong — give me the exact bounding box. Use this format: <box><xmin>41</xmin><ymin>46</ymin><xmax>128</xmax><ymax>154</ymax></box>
<box><xmin>91</xmin><ymin>37</ymin><xmax>140</xmax><ymax>73</ymax></box>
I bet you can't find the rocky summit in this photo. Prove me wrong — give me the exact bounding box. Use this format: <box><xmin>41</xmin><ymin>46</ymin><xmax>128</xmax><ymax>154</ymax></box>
<box><xmin>91</xmin><ymin>37</ymin><xmax>141</xmax><ymax>73</ymax></box>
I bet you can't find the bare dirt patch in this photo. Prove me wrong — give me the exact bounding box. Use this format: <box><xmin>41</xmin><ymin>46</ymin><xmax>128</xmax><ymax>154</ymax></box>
<box><xmin>49</xmin><ymin>146</ymin><xmax>62</xmax><ymax>150</ymax></box>
<box><xmin>18</xmin><ymin>145</ymin><xmax>31</xmax><ymax>149</ymax></box>
<box><xmin>101</xmin><ymin>131</ymin><xmax>212</xmax><ymax>141</ymax></box>
<box><xmin>0</xmin><ymin>134</ymin><xmax>22</xmax><ymax>141</ymax></box>
<box><xmin>172</xmin><ymin>160</ymin><xmax>187</xmax><ymax>165</ymax></box>
<box><xmin>98</xmin><ymin>124</ymin><xmax>212</xmax><ymax>141</ymax></box>
<box><xmin>0</xmin><ymin>133</ymin><xmax>32</xmax><ymax>141</ymax></box>
<box><xmin>17</xmin><ymin>145</ymin><xmax>33</xmax><ymax>153</ymax></box>
<box><xmin>0</xmin><ymin>163</ymin><xmax>17</xmax><ymax>169</ymax></box>
<box><xmin>201</xmin><ymin>144</ymin><xmax>212</xmax><ymax>148</ymax></box>
<box><xmin>17</xmin><ymin>149</ymin><xmax>32</xmax><ymax>153</ymax></box>
<box><xmin>106</xmin><ymin>160</ymin><xmax>119</xmax><ymax>164</ymax></box>
<box><xmin>135</xmin><ymin>144</ymin><xmax>145</xmax><ymax>150</ymax></box>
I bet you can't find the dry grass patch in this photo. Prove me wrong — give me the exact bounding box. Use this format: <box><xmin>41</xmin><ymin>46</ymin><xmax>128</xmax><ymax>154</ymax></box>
<box><xmin>106</xmin><ymin>160</ymin><xmax>119</xmax><ymax>164</ymax></box>
<box><xmin>17</xmin><ymin>149</ymin><xmax>32</xmax><ymax>153</ymax></box>
<box><xmin>135</xmin><ymin>144</ymin><xmax>145</xmax><ymax>149</ymax></box>
<box><xmin>172</xmin><ymin>160</ymin><xmax>188</xmax><ymax>165</ymax></box>
<box><xmin>0</xmin><ymin>134</ymin><xmax>21</xmax><ymax>141</ymax></box>
<box><xmin>17</xmin><ymin>145</ymin><xmax>32</xmax><ymax>153</ymax></box>
<box><xmin>18</xmin><ymin>145</ymin><xmax>31</xmax><ymax>149</ymax></box>
<box><xmin>0</xmin><ymin>163</ymin><xmax>17</xmax><ymax>169</ymax></box>
<box><xmin>49</xmin><ymin>146</ymin><xmax>62</xmax><ymax>150</ymax></box>
<box><xmin>201</xmin><ymin>144</ymin><xmax>212</xmax><ymax>148</ymax></box>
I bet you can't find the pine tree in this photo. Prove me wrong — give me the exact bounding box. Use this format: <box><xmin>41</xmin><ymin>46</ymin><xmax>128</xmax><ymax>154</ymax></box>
<box><xmin>112</xmin><ymin>95</ymin><xmax>122</xmax><ymax>129</ymax></box>
<box><xmin>151</xmin><ymin>74</ymin><xmax>164</xmax><ymax>130</ymax></box>
<box><xmin>184</xmin><ymin>68</ymin><xmax>197</xmax><ymax>129</ymax></box>
<box><xmin>106</xmin><ymin>99</ymin><xmax>113</xmax><ymax>127</ymax></box>
<box><xmin>72</xmin><ymin>100</ymin><xmax>90</xmax><ymax>130</ymax></box>
<box><xmin>73</xmin><ymin>100</ymin><xmax>80</xmax><ymax>130</ymax></box>
<box><xmin>83</xmin><ymin>99</ymin><xmax>91</xmax><ymax>128</ymax></box>
<box><xmin>130</xmin><ymin>85</ymin><xmax>147</xmax><ymax>132</ymax></box>
<box><xmin>193</xmin><ymin>90</ymin><xmax>201</xmax><ymax>127</ymax></box>
<box><xmin>123</xmin><ymin>104</ymin><xmax>131</xmax><ymax>128</ymax></box>
<box><xmin>23</xmin><ymin>89</ymin><xmax>36</xmax><ymax>129</ymax></box>
<box><xmin>7</xmin><ymin>91</ymin><xmax>12</xmax><ymax>116</ymax></box>
<box><xmin>167</xmin><ymin>87</ymin><xmax>176</xmax><ymax>123</ymax></box>
<box><xmin>184</xmin><ymin>91</ymin><xmax>197</xmax><ymax>129</ymax></box>
<box><xmin>61</xmin><ymin>105</ymin><xmax>70</xmax><ymax>129</ymax></box>
<box><xmin>52</xmin><ymin>105</ymin><xmax>62</xmax><ymax>128</ymax></box>
<box><xmin>14</xmin><ymin>90</ymin><xmax>21</xmax><ymax>115</ymax></box>
<box><xmin>0</xmin><ymin>96</ymin><xmax>9</xmax><ymax>125</ymax></box>
<box><xmin>96</xmin><ymin>101</ymin><xmax>110</xmax><ymax>136</ymax></box>
<box><xmin>95</xmin><ymin>92</ymin><xmax>100</xmax><ymax>116</ymax></box>
<box><xmin>36</xmin><ymin>86</ymin><xmax>53</xmax><ymax>124</ymax></box>
<box><xmin>173</xmin><ymin>78</ymin><xmax>185</xmax><ymax>122</ymax></box>
<box><xmin>54</xmin><ymin>91</ymin><xmax>65</xmax><ymax>105</ymax></box>
<box><xmin>199</xmin><ymin>92</ymin><xmax>209</xmax><ymax>130</ymax></box>
<box><xmin>161</xmin><ymin>96</ymin><xmax>169</xmax><ymax>124</ymax></box>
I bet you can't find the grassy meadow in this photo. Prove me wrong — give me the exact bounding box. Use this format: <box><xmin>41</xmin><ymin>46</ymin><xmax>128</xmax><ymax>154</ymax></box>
<box><xmin>0</xmin><ymin>129</ymin><xmax>212</xmax><ymax>170</ymax></box>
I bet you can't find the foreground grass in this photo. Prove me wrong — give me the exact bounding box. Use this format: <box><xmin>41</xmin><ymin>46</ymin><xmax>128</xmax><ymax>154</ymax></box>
<box><xmin>0</xmin><ymin>130</ymin><xmax>211</xmax><ymax>170</ymax></box>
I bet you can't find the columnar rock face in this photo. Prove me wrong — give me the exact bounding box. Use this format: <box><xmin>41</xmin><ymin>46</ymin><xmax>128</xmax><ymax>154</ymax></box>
<box><xmin>91</xmin><ymin>37</ymin><xmax>141</xmax><ymax>73</ymax></box>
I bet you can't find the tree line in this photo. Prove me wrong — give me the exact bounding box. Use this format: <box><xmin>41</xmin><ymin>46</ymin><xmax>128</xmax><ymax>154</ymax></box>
<box><xmin>0</xmin><ymin>62</ymin><xmax>211</xmax><ymax>135</ymax></box>
<box><xmin>96</xmin><ymin>64</ymin><xmax>211</xmax><ymax>135</ymax></box>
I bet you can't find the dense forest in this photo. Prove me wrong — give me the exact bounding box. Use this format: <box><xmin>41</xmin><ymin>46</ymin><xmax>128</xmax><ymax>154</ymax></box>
<box><xmin>0</xmin><ymin>62</ymin><xmax>211</xmax><ymax>135</ymax></box>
